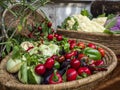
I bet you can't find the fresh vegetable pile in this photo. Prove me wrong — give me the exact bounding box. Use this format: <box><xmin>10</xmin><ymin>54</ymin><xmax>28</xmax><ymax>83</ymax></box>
<box><xmin>60</xmin><ymin>9</ymin><xmax>120</xmax><ymax>34</ymax></box>
<box><xmin>6</xmin><ymin>21</ymin><xmax>107</xmax><ymax>84</ymax></box>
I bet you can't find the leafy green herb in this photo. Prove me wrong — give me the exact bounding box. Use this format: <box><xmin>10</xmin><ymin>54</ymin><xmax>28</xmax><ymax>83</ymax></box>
<box><xmin>72</xmin><ymin>17</ymin><xmax>79</xmax><ymax>30</ymax></box>
<box><xmin>112</xmin><ymin>31</ymin><xmax>120</xmax><ymax>34</ymax></box>
<box><xmin>107</xmin><ymin>14</ymin><xmax>116</xmax><ymax>19</ymax></box>
<box><xmin>12</xmin><ymin>45</ymin><xmax>21</xmax><ymax>59</ymax></box>
<box><xmin>104</xmin><ymin>29</ymin><xmax>120</xmax><ymax>34</ymax></box>
<box><xmin>1</xmin><ymin>52</ymin><xmax>6</xmax><ymax>58</ymax></box>
<box><xmin>41</xmin><ymin>21</ymin><xmax>48</xmax><ymax>35</ymax></box>
<box><xmin>61</xmin><ymin>17</ymin><xmax>71</xmax><ymax>29</ymax></box>
<box><xmin>104</xmin><ymin>29</ymin><xmax>114</xmax><ymax>34</ymax></box>
<box><xmin>17</xmin><ymin>24</ymin><xmax>23</xmax><ymax>32</ymax></box>
<box><xmin>105</xmin><ymin>18</ymin><xmax>116</xmax><ymax>29</ymax></box>
<box><xmin>81</xmin><ymin>9</ymin><xmax>92</xmax><ymax>19</ymax></box>
<box><xmin>6</xmin><ymin>42</ymin><xmax>11</xmax><ymax>54</ymax></box>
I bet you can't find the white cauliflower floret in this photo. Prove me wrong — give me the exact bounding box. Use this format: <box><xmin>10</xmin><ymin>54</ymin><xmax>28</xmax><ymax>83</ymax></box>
<box><xmin>92</xmin><ymin>17</ymin><xmax>107</xmax><ymax>26</ymax></box>
<box><xmin>20</xmin><ymin>41</ymin><xmax>34</xmax><ymax>51</ymax></box>
<box><xmin>39</xmin><ymin>44</ymin><xmax>60</xmax><ymax>57</ymax></box>
<box><xmin>67</xmin><ymin>17</ymin><xmax>75</xmax><ymax>30</ymax></box>
<box><xmin>64</xmin><ymin>14</ymin><xmax>106</xmax><ymax>32</ymax></box>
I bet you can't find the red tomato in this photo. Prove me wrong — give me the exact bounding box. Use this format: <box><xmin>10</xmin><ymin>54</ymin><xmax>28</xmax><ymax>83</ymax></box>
<box><xmin>68</xmin><ymin>39</ymin><xmax>76</xmax><ymax>44</ymax></box>
<box><xmin>77</xmin><ymin>42</ymin><xmax>85</xmax><ymax>49</ymax></box>
<box><xmin>70</xmin><ymin>43</ymin><xmax>76</xmax><ymax>50</ymax></box>
<box><xmin>45</xmin><ymin>58</ymin><xmax>54</xmax><ymax>69</ymax></box>
<box><xmin>38</xmin><ymin>26</ymin><xmax>42</xmax><ymax>31</ymax></box>
<box><xmin>54</xmin><ymin>33</ymin><xmax>58</xmax><ymax>38</ymax></box>
<box><xmin>47</xmin><ymin>34</ymin><xmax>54</xmax><ymax>40</ymax></box>
<box><xmin>66</xmin><ymin>68</ymin><xmax>78</xmax><ymax>81</ymax></box>
<box><xmin>78</xmin><ymin>54</ymin><xmax>85</xmax><ymax>60</ymax></box>
<box><xmin>70</xmin><ymin>59</ymin><xmax>80</xmax><ymax>69</ymax></box>
<box><xmin>47</xmin><ymin>22</ymin><xmax>52</xmax><ymax>28</ymax></box>
<box><xmin>65</xmin><ymin>51</ymin><xmax>75</xmax><ymax>59</ymax></box>
<box><xmin>78</xmin><ymin>67</ymin><xmax>91</xmax><ymax>76</ymax></box>
<box><xmin>35</xmin><ymin>64</ymin><xmax>46</xmax><ymax>75</ymax></box>
<box><xmin>98</xmin><ymin>48</ymin><xmax>105</xmax><ymax>57</ymax></box>
<box><xmin>87</xmin><ymin>43</ymin><xmax>96</xmax><ymax>49</ymax></box>
<box><xmin>57</xmin><ymin>35</ymin><xmax>63</xmax><ymax>41</ymax></box>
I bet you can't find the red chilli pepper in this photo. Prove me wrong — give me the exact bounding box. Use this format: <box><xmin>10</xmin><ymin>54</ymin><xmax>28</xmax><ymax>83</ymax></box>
<box><xmin>70</xmin><ymin>59</ymin><xmax>80</xmax><ymax>70</ymax></box>
<box><xmin>66</xmin><ymin>68</ymin><xmax>78</xmax><ymax>81</ymax></box>
<box><xmin>98</xmin><ymin>48</ymin><xmax>105</xmax><ymax>57</ymax></box>
<box><xmin>73</xmin><ymin>50</ymin><xmax>78</xmax><ymax>56</ymax></box>
<box><xmin>45</xmin><ymin>58</ymin><xmax>54</xmax><ymax>69</ymax></box>
<box><xmin>70</xmin><ymin>43</ymin><xmax>76</xmax><ymax>50</ymax></box>
<box><xmin>78</xmin><ymin>67</ymin><xmax>91</xmax><ymax>77</ymax></box>
<box><xmin>78</xmin><ymin>54</ymin><xmax>85</xmax><ymax>60</ymax></box>
<box><xmin>47</xmin><ymin>22</ymin><xmax>52</xmax><ymax>28</ymax></box>
<box><xmin>57</xmin><ymin>55</ymin><xmax>65</xmax><ymax>63</ymax></box>
<box><xmin>28</xmin><ymin>32</ymin><xmax>34</xmax><ymax>38</ymax></box>
<box><xmin>87</xmin><ymin>43</ymin><xmax>96</xmax><ymax>49</ymax></box>
<box><xmin>77</xmin><ymin>42</ymin><xmax>85</xmax><ymax>49</ymax></box>
<box><xmin>26</xmin><ymin>46</ymin><xmax>34</xmax><ymax>52</ymax></box>
<box><xmin>51</xmin><ymin>55</ymin><xmax>58</xmax><ymax>60</ymax></box>
<box><xmin>57</xmin><ymin>35</ymin><xmax>63</xmax><ymax>41</ymax></box>
<box><xmin>68</xmin><ymin>39</ymin><xmax>76</xmax><ymax>44</ymax></box>
<box><xmin>49</xmin><ymin>70</ymin><xmax>62</xmax><ymax>84</ymax></box>
<box><xmin>94</xmin><ymin>60</ymin><xmax>104</xmax><ymax>66</ymax></box>
<box><xmin>35</xmin><ymin>64</ymin><xmax>46</xmax><ymax>75</ymax></box>
<box><xmin>47</xmin><ymin>34</ymin><xmax>54</xmax><ymax>40</ymax></box>
<box><xmin>65</xmin><ymin>51</ymin><xmax>75</xmax><ymax>59</ymax></box>
<box><xmin>38</xmin><ymin>26</ymin><xmax>42</xmax><ymax>31</ymax></box>
<box><xmin>54</xmin><ymin>33</ymin><xmax>59</xmax><ymax>38</ymax></box>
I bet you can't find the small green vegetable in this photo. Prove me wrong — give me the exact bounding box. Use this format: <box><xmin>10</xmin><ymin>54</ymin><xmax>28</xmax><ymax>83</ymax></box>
<box><xmin>6</xmin><ymin>58</ymin><xmax>23</xmax><ymax>73</ymax></box>
<box><xmin>18</xmin><ymin>63</ymin><xmax>28</xmax><ymax>84</ymax></box>
<box><xmin>54</xmin><ymin>61</ymin><xmax>60</xmax><ymax>69</ymax></box>
<box><xmin>27</xmin><ymin>67</ymin><xmax>42</xmax><ymax>84</ymax></box>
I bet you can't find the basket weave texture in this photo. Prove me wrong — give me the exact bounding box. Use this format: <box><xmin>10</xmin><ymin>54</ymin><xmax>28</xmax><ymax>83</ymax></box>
<box><xmin>2</xmin><ymin>4</ymin><xmax>46</xmax><ymax>37</ymax></box>
<box><xmin>57</xmin><ymin>29</ymin><xmax>120</xmax><ymax>55</ymax></box>
<box><xmin>0</xmin><ymin>39</ymin><xmax>117</xmax><ymax>90</ymax></box>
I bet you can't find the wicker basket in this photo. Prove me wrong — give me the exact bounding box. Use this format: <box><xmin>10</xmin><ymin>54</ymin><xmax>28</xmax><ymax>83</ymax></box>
<box><xmin>0</xmin><ymin>39</ymin><xmax>117</xmax><ymax>90</ymax></box>
<box><xmin>0</xmin><ymin>2</ymin><xmax>118</xmax><ymax>90</ymax></box>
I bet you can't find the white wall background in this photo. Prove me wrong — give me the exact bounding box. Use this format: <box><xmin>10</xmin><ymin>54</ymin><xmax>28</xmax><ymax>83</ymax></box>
<box><xmin>40</xmin><ymin>2</ymin><xmax>91</xmax><ymax>28</ymax></box>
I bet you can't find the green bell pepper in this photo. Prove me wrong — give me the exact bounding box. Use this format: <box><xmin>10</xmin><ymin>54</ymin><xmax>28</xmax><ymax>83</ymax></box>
<box><xmin>83</xmin><ymin>47</ymin><xmax>101</xmax><ymax>60</ymax></box>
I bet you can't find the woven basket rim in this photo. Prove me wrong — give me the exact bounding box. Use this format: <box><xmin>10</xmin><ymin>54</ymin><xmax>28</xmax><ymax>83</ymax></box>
<box><xmin>0</xmin><ymin>39</ymin><xmax>117</xmax><ymax>90</ymax></box>
<box><xmin>58</xmin><ymin>29</ymin><xmax>120</xmax><ymax>37</ymax></box>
